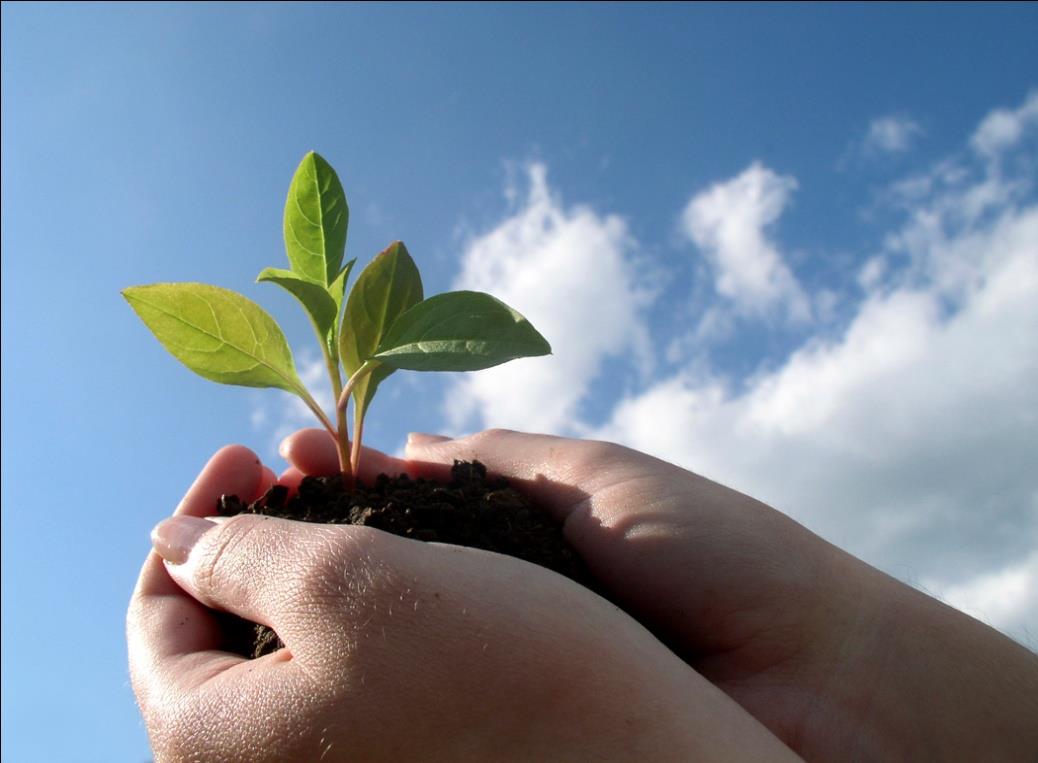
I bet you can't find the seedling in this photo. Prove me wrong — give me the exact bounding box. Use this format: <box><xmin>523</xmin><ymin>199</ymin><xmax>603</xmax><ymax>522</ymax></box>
<box><xmin>123</xmin><ymin>152</ymin><xmax>550</xmax><ymax>484</ymax></box>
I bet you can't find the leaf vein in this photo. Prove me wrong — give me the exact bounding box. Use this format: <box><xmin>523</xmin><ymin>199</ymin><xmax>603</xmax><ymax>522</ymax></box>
<box><xmin>129</xmin><ymin>293</ymin><xmax>299</xmax><ymax>391</ymax></box>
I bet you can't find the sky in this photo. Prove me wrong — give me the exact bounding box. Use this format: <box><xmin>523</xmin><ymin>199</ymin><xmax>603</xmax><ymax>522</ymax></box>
<box><xmin>2</xmin><ymin>3</ymin><xmax>1036</xmax><ymax>761</ymax></box>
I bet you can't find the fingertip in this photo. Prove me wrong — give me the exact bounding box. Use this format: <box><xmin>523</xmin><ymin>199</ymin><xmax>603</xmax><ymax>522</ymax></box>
<box><xmin>211</xmin><ymin>444</ymin><xmax>264</xmax><ymax>482</ymax></box>
<box><xmin>257</xmin><ymin>466</ymin><xmax>278</xmax><ymax>499</ymax></box>
<box><xmin>152</xmin><ymin>515</ymin><xmax>219</xmax><ymax>565</ymax></box>
<box><xmin>406</xmin><ymin>432</ymin><xmax>453</xmax><ymax>447</ymax></box>
<box><xmin>280</xmin><ymin>428</ymin><xmax>339</xmax><ymax>476</ymax></box>
<box><xmin>404</xmin><ymin>434</ymin><xmax>459</xmax><ymax>460</ymax></box>
<box><xmin>278</xmin><ymin>466</ymin><xmax>305</xmax><ymax>499</ymax></box>
<box><xmin>175</xmin><ymin>444</ymin><xmax>265</xmax><ymax>518</ymax></box>
<box><xmin>403</xmin><ymin>428</ymin><xmax>521</xmax><ymax>460</ymax></box>
<box><xmin>214</xmin><ymin>443</ymin><xmax>261</xmax><ymax>462</ymax></box>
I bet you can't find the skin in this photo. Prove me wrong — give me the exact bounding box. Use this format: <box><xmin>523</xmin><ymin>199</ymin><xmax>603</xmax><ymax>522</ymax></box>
<box><xmin>401</xmin><ymin>430</ymin><xmax>1038</xmax><ymax>761</ymax></box>
<box><xmin>128</xmin><ymin>439</ymin><xmax>801</xmax><ymax>762</ymax></box>
<box><xmin>128</xmin><ymin>428</ymin><xmax>1038</xmax><ymax>762</ymax></box>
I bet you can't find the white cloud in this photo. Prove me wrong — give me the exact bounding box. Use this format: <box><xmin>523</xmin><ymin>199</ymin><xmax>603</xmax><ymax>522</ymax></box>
<box><xmin>865</xmin><ymin>115</ymin><xmax>924</xmax><ymax>154</ymax></box>
<box><xmin>595</xmin><ymin>94</ymin><xmax>1038</xmax><ymax>646</ymax></box>
<box><xmin>680</xmin><ymin>162</ymin><xmax>810</xmax><ymax>321</ymax></box>
<box><xmin>857</xmin><ymin>256</ymin><xmax>887</xmax><ymax>291</ymax></box>
<box><xmin>925</xmin><ymin>551</ymin><xmax>1038</xmax><ymax>641</ymax></box>
<box><xmin>447</xmin><ymin>163</ymin><xmax>652</xmax><ymax>433</ymax></box>
<box><xmin>971</xmin><ymin>90</ymin><xmax>1038</xmax><ymax>158</ymax></box>
<box><xmin>422</xmin><ymin>94</ymin><xmax>1038</xmax><ymax>646</ymax></box>
<box><xmin>599</xmin><ymin>200</ymin><xmax>1038</xmax><ymax>644</ymax></box>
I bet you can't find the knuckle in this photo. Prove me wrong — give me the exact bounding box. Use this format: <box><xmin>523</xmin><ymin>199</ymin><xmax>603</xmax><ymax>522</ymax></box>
<box><xmin>289</xmin><ymin>526</ymin><xmax>396</xmax><ymax>613</ymax></box>
<box><xmin>193</xmin><ymin>514</ymin><xmax>268</xmax><ymax>601</ymax></box>
<box><xmin>267</xmin><ymin>526</ymin><xmax>416</xmax><ymax>668</ymax></box>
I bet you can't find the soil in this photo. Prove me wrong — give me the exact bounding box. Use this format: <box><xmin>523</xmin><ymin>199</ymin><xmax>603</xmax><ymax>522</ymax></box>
<box><xmin>215</xmin><ymin>460</ymin><xmax>595</xmax><ymax>658</ymax></box>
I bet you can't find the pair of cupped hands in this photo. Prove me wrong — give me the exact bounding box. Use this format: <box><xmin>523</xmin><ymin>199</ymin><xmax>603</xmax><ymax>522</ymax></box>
<box><xmin>129</xmin><ymin>429</ymin><xmax>1038</xmax><ymax>762</ymax></box>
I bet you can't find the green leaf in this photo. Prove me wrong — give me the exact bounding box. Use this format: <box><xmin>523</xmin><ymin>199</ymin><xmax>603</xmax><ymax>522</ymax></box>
<box><xmin>329</xmin><ymin>259</ymin><xmax>354</xmax><ymax>316</ymax></box>
<box><xmin>257</xmin><ymin>258</ymin><xmax>354</xmax><ymax>350</ymax></box>
<box><xmin>122</xmin><ymin>283</ymin><xmax>305</xmax><ymax>394</ymax></box>
<box><xmin>257</xmin><ymin>267</ymin><xmax>339</xmax><ymax>345</ymax></box>
<box><xmin>373</xmin><ymin>291</ymin><xmax>551</xmax><ymax>371</ymax></box>
<box><xmin>283</xmin><ymin>151</ymin><xmax>348</xmax><ymax>285</ymax></box>
<box><xmin>339</xmin><ymin>241</ymin><xmax>423</xmax><ymax>418</ymax></box>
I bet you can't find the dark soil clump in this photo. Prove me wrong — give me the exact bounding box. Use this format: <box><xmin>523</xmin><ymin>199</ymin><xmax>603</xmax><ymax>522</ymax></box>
<box><xmin>216</xmin><ymin>461</ymin><xmax>593</xmax><ymax>658</ymax></box>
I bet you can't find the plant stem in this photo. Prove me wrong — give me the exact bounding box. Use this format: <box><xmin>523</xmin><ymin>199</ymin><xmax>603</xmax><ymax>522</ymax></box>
<box><xmin>338</xmin><ymin>360</ymin><xmax>379</xmax><ymax>480</ymax></box>
<box><xmin>337</xmin><ymin>359</ymin><xmax>378</xmax><ymax>412</ymax></box>
<box><xmin>298</xmin><ymin>387</ymin><xmax>337</xmax><ymax>440</ymax></box>
<box><xmin>322</xmin><ymin>345</ymin><xmax>352</xmax><ymax>480</ymax></box>
<box><xmin>351</xmin><ymin>404</ymin><xmax>365</xmax><ymax>477</ymax></box>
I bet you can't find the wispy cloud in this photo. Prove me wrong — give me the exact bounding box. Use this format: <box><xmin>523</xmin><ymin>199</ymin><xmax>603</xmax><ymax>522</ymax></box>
<box><xmin>864</xmin><ymin>115</ymin><xmax>924</xmax><ymax>154</ymax></box>
<box><xmin>971</xmin><ymin>90</ymin><xmax>1038</xmax><ymax>158</ymax></box>
<box><xmin>839</xmin><ymin>114</ymin><xmax>924</xmax><ymax>170</ymax></box>
<box><xmin>680</xmin><ymin>162</ymin><xmax>810</xmax><ymax>322</ymax></box>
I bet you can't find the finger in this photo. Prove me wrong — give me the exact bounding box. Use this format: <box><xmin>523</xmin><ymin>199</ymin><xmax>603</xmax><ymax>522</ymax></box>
<box><xmin>278</xmin><ymin>466</ymin><xmax>305</xmax><ymax>499</ymax></box>
<box><xmin>277</xmin><ymin>428</ymin><xmax>337</xmax><ymax>474</ymax></box>
<box><xmin>152</xmin><ymin>512</ymin><xmax>377</xmax><ymax>656</ymax></box>
<box><xmin>407</xmin><ymin>429</ymin><xmax>835</xmax><ymax>662</ymax></box>
<box><xmin>175</xmin><ymin>444</ymin><xmax>267</xmax><ymax>518</ymax></box>
<box><xmin>405</xmin><ymin>432</ymin><xmax>453</xmax><ymax>446</ymax></box>
<box><xmin>278</xmin><ymin>428</ymin><xmax>411</xmax><ymax>483</ymax></box>
<box><xmin>139</xmin><ymin>445</ymin><xmax>267</xmax><ymax>611</ymax></box>
<box><xmin>128</xmin><ymin>446</ymin><xmax>267</xmax><ymax>697</ymax></box>
<box><xmin>258</xmin><ymin>466</ymin><xmax>278</xmax><ymax>496</ymax></box>
<box><xmin>404</xmin><ymin>429</ymin><xmax>644</xmax><ymax>523</ymax></box>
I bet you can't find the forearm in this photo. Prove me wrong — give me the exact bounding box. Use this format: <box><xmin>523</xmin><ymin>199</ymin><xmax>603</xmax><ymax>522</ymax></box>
<box><xmin>825</xmin><ymin>556</ymin><xmax>1038</xmax><ymax>760</ymax></box>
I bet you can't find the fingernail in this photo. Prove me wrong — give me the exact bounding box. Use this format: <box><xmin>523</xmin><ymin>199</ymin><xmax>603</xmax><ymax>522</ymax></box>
<box><xmin>407</xmin><ymin>432</ymin><xmax>453</xmax><ymax>446</ymax></box>
<box><xmin>151</xmin><ymin>516</ymin><xmax>217</xmax><ymax>565</ymax></box>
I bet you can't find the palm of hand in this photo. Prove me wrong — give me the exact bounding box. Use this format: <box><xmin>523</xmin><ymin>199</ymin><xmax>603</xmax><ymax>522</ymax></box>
<box><xmin>407</xmin><ymin>431</ymin><xmax>881</xmax><ymax>760</ymax></box>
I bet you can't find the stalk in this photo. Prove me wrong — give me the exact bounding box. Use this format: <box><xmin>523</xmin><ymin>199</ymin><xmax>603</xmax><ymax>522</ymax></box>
<box><xmin>337</xmin><ymin>359</ymin><xmax>378</xmax><ymax>412</ymax></box>
<box><xmin>337</xmin><ymin>360</ymin><xmax>379</xmax><ymax>479</ymax></box>
<box><xmin>351</xmin><ymin>405</ymin><xmax>365</xmax><ymax>478</ymax></box>
<box><xmin>322</xmin><ymin>345</ymin><xmax>353</xmax><ymax>481</ymax></box>
<box><xmin>298</xmin><ymin>386</ymin><xmax>337</xmax><ymax>441</ymax></box>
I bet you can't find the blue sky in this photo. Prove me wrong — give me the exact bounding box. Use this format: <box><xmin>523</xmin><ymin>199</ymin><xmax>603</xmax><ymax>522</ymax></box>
<box><xmin>3</xmin><ymin>4</ymin><xmax>1037</xmax><ymax>760</ymax></box>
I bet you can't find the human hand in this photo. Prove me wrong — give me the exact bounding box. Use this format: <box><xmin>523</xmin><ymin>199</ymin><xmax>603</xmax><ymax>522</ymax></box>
<box><xmin>393</xmin><ymin>429</ymin><xmax>1038</xmax><ymax>762</ymax></box>
<box><xmin>127</xmin><ymin>443</ymin><xmax>801</xmax><ymax>762</ymax></box>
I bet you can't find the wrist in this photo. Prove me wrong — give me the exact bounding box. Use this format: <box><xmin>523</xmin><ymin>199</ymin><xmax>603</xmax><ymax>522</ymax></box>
<box><xmin>820</xmin><ymin>557</ymin><xmax>1038</xmax><ymax>760</ymax></box>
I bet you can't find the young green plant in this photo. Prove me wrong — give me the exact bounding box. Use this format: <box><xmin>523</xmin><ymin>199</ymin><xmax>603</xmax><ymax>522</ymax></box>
<box><xmin>123</xmin><ymin>151</ymin><xmax>550</xmax><ymax>485</ymax></box>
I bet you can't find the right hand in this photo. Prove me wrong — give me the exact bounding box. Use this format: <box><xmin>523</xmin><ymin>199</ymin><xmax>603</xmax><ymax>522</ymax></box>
<box><xmin>386</xmin><ymin>429</ymin><xmax>1038</xmax><ymax>761</ymax></box>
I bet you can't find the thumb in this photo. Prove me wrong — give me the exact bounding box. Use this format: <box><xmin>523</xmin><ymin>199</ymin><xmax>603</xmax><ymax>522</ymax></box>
<box><xmin>150</xmin><ymin>513</ymin><xmax>373</xmax><ymax>653</ymax></box>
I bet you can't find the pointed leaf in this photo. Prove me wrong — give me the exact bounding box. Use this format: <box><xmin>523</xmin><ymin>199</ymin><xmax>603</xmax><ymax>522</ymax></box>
<box><xmin>257</xmin><ymin>267</ymin><xmax>339</xmax><ymax>345</ymax></box>
<box><xmin>339</xmin><ymin>241</ymin><xmax>423</xmax><ymax>417</ymax></box>
<box><xmin>122</xmin><ymin>283</ymin><xmax>304</xmax><ymax>393</ymax></box>
<box><xmin>373</xmin><ymin>291</ymin><xmax>551</xmax><ymax>372</ymax></box>
<box><xmin>283</xmin><ymin>151</ymin><xmax>348</xmax><ymax>285</ymax></box>
<box><xmin>329</xmin><ymin>259</ymin><xmax>355</xmax><ymax>316</ymax></box>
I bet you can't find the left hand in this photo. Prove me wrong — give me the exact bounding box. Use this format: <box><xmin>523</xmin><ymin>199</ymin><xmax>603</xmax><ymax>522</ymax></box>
<box><xmin>127</xmin><ymin>442</ymin><xmax>800</xmax><ymax>762</ymax></box>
